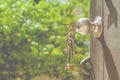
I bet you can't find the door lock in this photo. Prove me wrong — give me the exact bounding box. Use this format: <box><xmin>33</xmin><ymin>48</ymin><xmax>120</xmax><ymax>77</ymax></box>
<box><xmin>76</xmin><ymin>16</ymin><xmax>102</xmax><ymax>38</ymax></box>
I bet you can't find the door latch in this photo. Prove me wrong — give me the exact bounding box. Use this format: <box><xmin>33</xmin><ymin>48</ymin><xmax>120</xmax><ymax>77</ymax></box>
<box><xmin>80</xmin><ymin>56</ymin><xmax>91</xmax><ymax>75</ymax></box>
<box><xmin>77</xmin><ymin>16</ymin><xmax>102</xmax><ymax>79</ymax></box>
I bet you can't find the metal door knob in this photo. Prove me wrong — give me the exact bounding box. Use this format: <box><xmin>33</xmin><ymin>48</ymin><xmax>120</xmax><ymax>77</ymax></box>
<box><xmin>76</xmin><ymin>16</ymin><xmax>102</xmax><ymax>38</ymax></box>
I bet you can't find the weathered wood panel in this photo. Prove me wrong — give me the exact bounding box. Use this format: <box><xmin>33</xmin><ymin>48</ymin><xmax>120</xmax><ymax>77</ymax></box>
<box><xmin>90</xmin><ymin>0</ymin><xmax>103</xmax><ymax>80</ymax></box>
<box><xmin>90</xmin><ymin>0</ymin><xmax>120</xmax><ymax>80</ymax></box>
<box><xmin>103</xmin><ymin>0</ymin><xmax>120</xmax><ymax>79</ymax></box>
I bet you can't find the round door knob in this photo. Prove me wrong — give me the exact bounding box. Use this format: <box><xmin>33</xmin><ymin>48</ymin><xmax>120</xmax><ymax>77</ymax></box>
<box><xmin>76</xmin><ymin>16</ymin><xmax>102</xmax><ymax>38</ymax></box>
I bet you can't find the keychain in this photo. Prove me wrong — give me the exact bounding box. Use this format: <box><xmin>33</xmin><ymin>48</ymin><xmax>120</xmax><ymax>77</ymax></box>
<box><xmin>65</xmin><ymin>24</ymin><xmax>75</xmax><ymax>70</ymax></box>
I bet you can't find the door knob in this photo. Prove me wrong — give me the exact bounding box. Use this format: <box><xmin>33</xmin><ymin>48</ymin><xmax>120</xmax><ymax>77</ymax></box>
<box><xmin>76</xmin><ymin>16</ymin><xmax>102</xmax><ymax>38</ymax></box>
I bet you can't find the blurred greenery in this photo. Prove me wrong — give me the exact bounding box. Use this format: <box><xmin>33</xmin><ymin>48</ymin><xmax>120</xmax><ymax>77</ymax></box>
<box><xmin>0</xmin><ymin>0</ymin><xmax>89</xmax><ymax>80</ymax></box>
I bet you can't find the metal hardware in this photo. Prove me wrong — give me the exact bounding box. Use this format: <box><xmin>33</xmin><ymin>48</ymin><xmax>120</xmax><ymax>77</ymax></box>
<box><xmin>76</xmin><ymin>16</ymin><xmax>102</xmax><ymax>38</ymax></box>
<box><xmin>80</xmin><ymin>56</ymin><xmax>96</xmax><ymax>80</ymax></box>
<box><xmin>80</xmin><ymin>56</ymin><xmax>91</xmax><ymax>75</ymax></box>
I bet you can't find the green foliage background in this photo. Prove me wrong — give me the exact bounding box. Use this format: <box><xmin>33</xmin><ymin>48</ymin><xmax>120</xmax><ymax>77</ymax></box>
<box><xmin>0</xmin><ymin>0</ymin><xmax>89</xmax><ymax>80</ymax></box>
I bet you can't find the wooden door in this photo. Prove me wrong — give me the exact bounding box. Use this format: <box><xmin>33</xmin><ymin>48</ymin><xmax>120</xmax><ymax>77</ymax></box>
<box><xmin>90</xmin><ymin>0</ymin><xmax>120</xmax><ymax>80</ymax></box>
